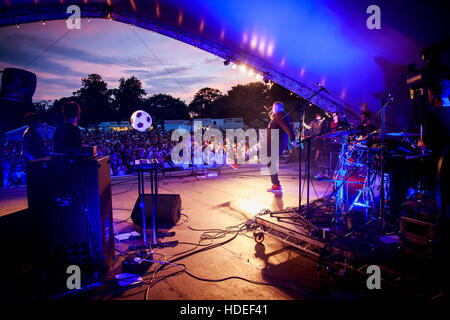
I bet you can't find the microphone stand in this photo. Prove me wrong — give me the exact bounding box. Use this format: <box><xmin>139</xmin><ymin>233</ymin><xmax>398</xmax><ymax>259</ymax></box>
<box><xmin>377</xmin><ymin>68</ymin><xmax>412</xmax><ymax>224</ymax></box>
<box><xmin>282</xmin><ymin>87</ymin><xmax>325</xmax><ymax>211</ymax></box>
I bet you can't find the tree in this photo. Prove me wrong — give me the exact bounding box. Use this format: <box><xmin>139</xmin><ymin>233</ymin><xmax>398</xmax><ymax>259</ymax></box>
<box><xmin>113</xmin><ymin>76</ymin><xmax>147</xmax><ymax>121</ymax></box>
<box><xmin>222</xmin><ymin>82</ymin><xmax>271</xmax><ymax>123</ymax></box>
<box><xmin>73</xmin><ymin>74</ymin><xmax>114</xmax><ymax>126</ymax></box>
<box><xmin>142</xmin><ymin>94</ymin><xmax>189</xmax><ymax>128</ymax></box>
<box><xmin>188</xmin><ymin>87</ymin><xmax>223</xmax><ymax>118</ymax></box>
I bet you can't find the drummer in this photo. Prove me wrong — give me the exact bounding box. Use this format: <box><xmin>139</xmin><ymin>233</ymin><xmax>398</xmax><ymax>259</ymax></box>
<box><xmin>356</xmin><ymin>111</ymin><xmax>377</xmax><ymax>139</ymax></box>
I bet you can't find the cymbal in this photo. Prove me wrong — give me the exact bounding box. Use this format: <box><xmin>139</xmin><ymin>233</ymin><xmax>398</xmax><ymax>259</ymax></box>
<box><xmin>386</xmin><ymin>132</ymin><xmax>420</xmax><ymax>137</ymax></box>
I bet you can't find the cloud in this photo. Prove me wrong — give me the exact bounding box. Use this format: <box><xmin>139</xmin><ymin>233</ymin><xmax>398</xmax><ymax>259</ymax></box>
<box><xmin>0</xmin><ymin>19</ymin><xmax>255</xmax><ymax>103</ymax></box>
<box><xmin>204</xmin><ymin>57</ymin><xmax>221</xmax><ymax>64</ymax></box>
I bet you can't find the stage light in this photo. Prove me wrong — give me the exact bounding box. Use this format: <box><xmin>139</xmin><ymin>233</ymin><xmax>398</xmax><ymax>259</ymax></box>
<box><xmin>248</xmin><ymin>69</ymin><xmax>254</xmax><ymax>77</ymax></box>
<box><xmin>231</xmin><ymin>63</ymin><xmax>237</xmax><ymax>70</ymax></box>
<box><xmin>16</xmin><ymin>23</ymin><xmax>20</xmax><ymax>28</ymax></box>
<box><xmin>255</xmin><ymin>74</ymin><xmax>261</xmax><ymax>81</ymax></box>
<box><xmin>240</xmin><ymin>65</ymin><xmax>247</xmax><ymax>73</ymax></box>
<box><xmin>42</xmin><ymin>19</ymin><xmax>46</xmax><ymax>26</ymax></box>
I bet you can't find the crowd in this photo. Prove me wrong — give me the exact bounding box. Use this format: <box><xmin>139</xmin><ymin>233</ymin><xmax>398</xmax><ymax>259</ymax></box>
<box><xmin>82</xmin><ymin>128</ymin><xmax>177</xmax><ymax>176</ymax></box>
<box><xmin>1</xmin><ymin>123</ymin><xmax>302</xmax><ymax>188</ymax></box>
<box><xmin>0</xmin><ymin>138</ymin><xmax>28</xmax><ymax>188</ymax></box>
<box><xmin>0</xmin><ymin>127</ymin><xmax>240</xmax><ymax>188</ymax></box>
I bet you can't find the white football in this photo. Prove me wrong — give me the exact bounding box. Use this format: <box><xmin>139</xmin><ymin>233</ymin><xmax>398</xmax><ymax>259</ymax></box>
<box><xmin>130</xmin><ymin>110</ymin><xmax>152</xmax><ymax>132</ymax></box>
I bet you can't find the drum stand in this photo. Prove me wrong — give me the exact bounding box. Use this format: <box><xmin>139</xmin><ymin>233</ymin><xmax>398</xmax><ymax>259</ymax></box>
<box><xmin>332</xmin><ymin>136</ymin><xmax>380</xmax><ymax>232</ymax></box>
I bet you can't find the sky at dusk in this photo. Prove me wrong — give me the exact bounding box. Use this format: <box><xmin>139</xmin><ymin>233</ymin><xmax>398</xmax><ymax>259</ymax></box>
<box><xmin>0</xmin><ymin>18</ymin><xmax>254</xmax><ymax>104</ymax></box>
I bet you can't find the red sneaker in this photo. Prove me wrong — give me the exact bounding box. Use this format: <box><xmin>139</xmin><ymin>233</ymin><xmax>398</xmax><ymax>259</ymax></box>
<box><xmin>229</xmin><ymin>162</ymin><xmax>239</xmax><ymax>169</ymax></box>
<box><xmin>267</xmin><ymin>184</ymin><xmax>282</xmax><ymax>192</ymax></box>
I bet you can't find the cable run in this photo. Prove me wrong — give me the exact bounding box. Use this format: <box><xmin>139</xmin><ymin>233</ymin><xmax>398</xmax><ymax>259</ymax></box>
<box><xmin>25</xmin><ymin>29</ymin><xmax>72</xmax><ymax>68</ymax></box>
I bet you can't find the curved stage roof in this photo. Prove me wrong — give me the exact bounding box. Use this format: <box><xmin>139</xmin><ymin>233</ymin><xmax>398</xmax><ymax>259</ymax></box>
<box><xmin>1</xmin><ymin>0</ymin><xmax>449</xmax><ymax>129</ymax></box>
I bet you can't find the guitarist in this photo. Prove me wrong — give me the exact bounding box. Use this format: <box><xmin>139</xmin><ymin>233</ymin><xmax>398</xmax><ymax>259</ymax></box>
<box><xmin>266</xmin><ymin>101</ymin><xmax>297</xmax><ymax>195</ymax></box>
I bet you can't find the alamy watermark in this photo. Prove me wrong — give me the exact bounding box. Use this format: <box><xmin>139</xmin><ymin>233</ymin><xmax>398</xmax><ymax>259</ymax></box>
<box><xmin>170</xmin><ymin>120</ymin><xmax>281</xmax><ymax>176</ymax></box>
<box><xmin>66</xmin><ymin>264</ymin><xmax>81</xmax><ymax>290</ymax></box>
<box><xmin>366</xmin><ymin>5</ymin><xmax>381</xmax><ymax>30</ymax></box>
<box><xmin>366</xmin><ymin>265</ymin><xmax>381</xmax><ymax>290</ymax></box>
<box><xmin>66</xmin><ymin>5</ymin><xmax>81</xmax><ymax>30</ymax></box>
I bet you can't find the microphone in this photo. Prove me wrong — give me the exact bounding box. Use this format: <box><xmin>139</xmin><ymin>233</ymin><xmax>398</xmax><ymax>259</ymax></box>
<box><xmin>342</xmin><ymin>114</ymin><xmax>353</xmax><ymax>135</ymax></box>
<box><xmin>316</xmin><ymin>83</ymin><xmax>330</xmax><ymax>95</ymax></box>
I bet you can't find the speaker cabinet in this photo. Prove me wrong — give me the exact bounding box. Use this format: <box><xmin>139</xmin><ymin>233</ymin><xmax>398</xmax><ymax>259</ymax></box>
<box><xmin>131</xmin><ymin>194</ymin><xmax>181</xmax><ymax>229</ymax></box>
<box><xmin>26</xmin><ymin>156</ymin><xmax>114</xmax><ymax>267</ymax></box>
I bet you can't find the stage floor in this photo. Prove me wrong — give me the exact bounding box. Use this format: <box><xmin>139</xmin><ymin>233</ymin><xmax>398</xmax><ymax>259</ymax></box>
<box><xmin>102</xmin><ymin>162</ymin><xmax>338</xmax><ymax>300</ymax></box>
<box><xmin>0</xmin><ymin>162</ymin><xmax>438</xmax><ymax>300</ymax></box>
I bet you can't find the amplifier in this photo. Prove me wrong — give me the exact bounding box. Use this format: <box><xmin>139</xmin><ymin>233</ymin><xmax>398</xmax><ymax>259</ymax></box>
<box><xmin>26</xmin><ymin>156</ymin><xmax>114</xmax><ymax>267</ymax></box>
<box><xmin>399</xmin><ymin>216</ymin><xmax>441</xmax><ymax>258</ymax></box>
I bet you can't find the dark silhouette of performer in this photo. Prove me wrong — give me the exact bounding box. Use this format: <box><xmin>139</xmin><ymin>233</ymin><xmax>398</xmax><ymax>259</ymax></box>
<box><xmin>22</xmin><ymin>112</ymin><xmax>47</xmax><ymax>161</ymax></box>
<box><xmin>266</xmin><ymin>101</ymin><xmax>296</xmax><ymax>194</ymax></box>
<box><xmin>389</xmin><ymin>79</ymin><xmax>450</xmax><ymax>223</ymax></box>
<box><xmin>53</xmin><ymin>101</ymin><xmax>82</xmax><ymax>154</ymax></box>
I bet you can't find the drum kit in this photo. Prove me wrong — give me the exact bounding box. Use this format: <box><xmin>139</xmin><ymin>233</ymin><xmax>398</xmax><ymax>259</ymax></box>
<box><xmin>319</xmin><ymin>128</ymin><xmax>422</xmax><ymax>225</ymax></box>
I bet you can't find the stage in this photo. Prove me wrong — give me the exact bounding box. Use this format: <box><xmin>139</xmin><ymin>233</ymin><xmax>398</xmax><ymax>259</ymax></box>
<box><xmin>0</xmin><ymin>162</ymin><xmax>446</xmax><ymax>300</ymax></box>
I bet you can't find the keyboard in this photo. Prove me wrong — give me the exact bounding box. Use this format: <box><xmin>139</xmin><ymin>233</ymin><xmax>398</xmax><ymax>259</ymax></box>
<box><xmin>134</xmin><ymin>158</ymin><xmax>160</xmax><ymax>169</ymax></box>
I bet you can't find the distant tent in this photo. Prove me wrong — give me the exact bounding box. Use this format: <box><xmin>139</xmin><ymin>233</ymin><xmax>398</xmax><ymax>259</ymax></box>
<box><xmin>5</xmin><ymin>125</ymin><xmax>56</xmax><ymax>142</ymax></box>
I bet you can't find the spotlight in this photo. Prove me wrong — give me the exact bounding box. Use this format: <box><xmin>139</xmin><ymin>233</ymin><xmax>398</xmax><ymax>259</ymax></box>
<box><xmin>255</xmin><ymin>74</ymin><xmax>261</xmax><ymax>81</ymax></box>
<box><xmin>223</xmin><ymin>60</ymin><xmax>230</xmax><ymax>66</ymax></box>
<box><xmin>240</xmin><ymin>65</ymin><xmax>247</xmax><ymax>73</ymax></box>
<box><xmin>16</xmin><ymin>23</ymin><xmax>20</xmax><ymax>28</ymax></box>
<box><xmin>248</xmin><ymin>69</ymin><xmax>254</xmax><ymax>77</ymax></box>
<box><xmin>42</xmin><ymin>19</ymin><xmax>46</xmax><ymax>26</ymax></box>
<box><xmin>231</xmin><ymin>63</ymin><xmax>237</xmax><ymax>70</ymax></box>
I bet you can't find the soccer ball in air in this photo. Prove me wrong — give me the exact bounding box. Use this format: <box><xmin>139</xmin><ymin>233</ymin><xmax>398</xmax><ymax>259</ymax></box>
<box><xmin>130</xmin><ymin>110</ymin><xmax>152</xmax><ymax>132</ymax></box>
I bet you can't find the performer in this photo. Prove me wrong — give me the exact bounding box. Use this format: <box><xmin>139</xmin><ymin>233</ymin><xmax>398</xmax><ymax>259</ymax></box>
<box><xmin>53</xmin><ymin>101</ymin><xmax>82</xmax><ymax>154</ymax></box>
<box><xmin>329</xmin><ymin>112</ymin><xmax>344</xmax><ymax>133</ymax></box>
<box><xmin>323</xmin><ymin>112</ymin><xmax>345</xmax><ymax>178</ymax></box>
<box><xmin>266</xmin><ymin>101</ymin><xmax>296</xmax><ymax>194</ymax></box>
<box><xmin>355</xmin><ymin>111</ymin><xmax>377</xmax><ymax>138</ymax></box>
<box><xmin>22</xmin><ymin>112</ymin><xmax>47</xmax><ymax>161</ymax></box>
<box><xmin>388</xmin><ymin>79</ymin><xmax>450</xmax><ymax>224</ymax></box>
<box><xmin>309</xmin><ymin>113</ymin><xmax>325</xmax><ymax>162</ymax></box>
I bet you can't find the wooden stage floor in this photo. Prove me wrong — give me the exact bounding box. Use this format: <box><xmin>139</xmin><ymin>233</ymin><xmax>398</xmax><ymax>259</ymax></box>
<box><xmin>0</xmin><ymin>162</ymin><xmax>415</xmax><ymax>300</ymax></box>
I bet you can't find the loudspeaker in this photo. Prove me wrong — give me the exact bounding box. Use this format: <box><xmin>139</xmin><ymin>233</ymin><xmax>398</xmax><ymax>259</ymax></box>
<box><xmin>131</xmin><ymin>194</ymin><xmax>181</xmax><ymax>229</ymax></box>
<box><xmin>0</xmin><ymin>68</ymin><xmax>37</xmax><ymax>102</ymax></box>
<box><xmin>26</xmin><ymin>156</ymin><xmax>114</xmax><ymax>267</ymax></box>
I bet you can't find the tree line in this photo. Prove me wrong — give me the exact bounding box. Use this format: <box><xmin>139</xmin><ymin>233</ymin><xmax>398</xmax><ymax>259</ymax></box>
<box><xmin>32</xmin><ymin>73</ymin><xmax>323</xmax><ymax>129</ymax></box>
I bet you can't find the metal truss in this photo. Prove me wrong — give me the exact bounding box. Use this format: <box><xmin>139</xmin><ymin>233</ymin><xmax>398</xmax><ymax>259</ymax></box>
<box><xmin>0</xmin><ymin>4</ymin><xmax>352</xmax><ymax>116</ymax></box>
